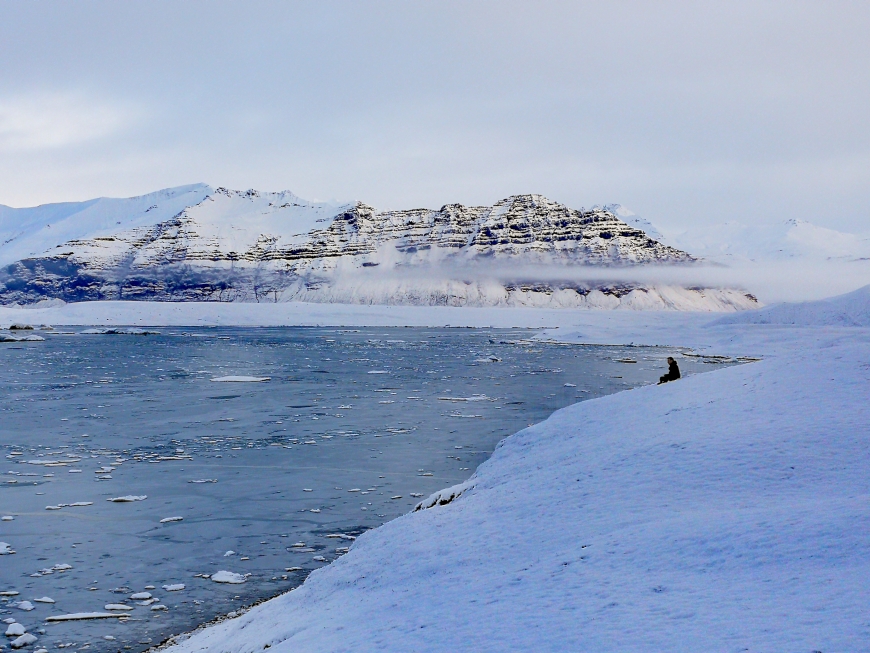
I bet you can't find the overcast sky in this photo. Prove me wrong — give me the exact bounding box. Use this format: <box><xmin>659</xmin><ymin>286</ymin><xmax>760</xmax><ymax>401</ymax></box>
<box><xmin>1</xmin><ymin>1</ymin><xmax>868</xmax><ymax>233</ymax></box>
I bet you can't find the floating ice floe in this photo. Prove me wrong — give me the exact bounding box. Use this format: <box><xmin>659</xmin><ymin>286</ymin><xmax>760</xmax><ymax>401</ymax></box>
<box><xmin>2</xmin><ymin>516</ymin><xmax>14</xmax><ymax>521</ymax></box>
<box><xmin>159</xmin><ymin>516</ymin><xmax>183</xmax><ymax>523</ymax></box>
<box><xmin>0</xmin><ymin>591</ymin><xmax>20</xmax><ymax>596</ymax></box>
<box><xmin>104</xmin><ymin>604</ymin><xmax>132</xmax><ymax>611</ymax></box>
<box><xmin>210</xmin><ymin>376</ymin><xmax>270</xmax><ymax>382</ymax></box>
<box><xmin>150</xmin><ymin>604</ymin><xmax>167</xmax><ymax>611</ymax></box>
<box><xmin>223</xmin><ymin>551</ymin><xmax>235</xmax><ymax>557</ymax></box>
<box><xmin>80</xmin><ymin>328</ymin><xmax>159</xmax><ymax>336</ymax></box>
<box><xmin>108</xmin><ymin>495</ymin><xmax>146</xmax><ymax>502</ymax></box>
<box><xmin>129</xmin><ymin>592</ymin><xmax>151</xmax><ymax>600</ymax></box>
<box><xmin>564</xmin><ymin>383</ymin><xmax>577</xmax><ymax>387</ymax></box>
<box><xmin>46</xmin><ymin>502</ymin><xmax>92</xmax><ymax>510</ymax></box>
<box><xmin>13</xmin><ymin>601</ymin><xmax>34</xmax><ymax>611</ymax></box>
<box><xmin>45</xmin><ymin>613</ymin><xmax>125</xmax><ymax>622</ymax></box>
<box><xmin>5</xmin><ymin>622</ymin><xmax>26</xmax><ymax>636</ymax></box>
<box><xmin>312</xmin><ymin>556</ymin><xmax>327</xmax><ymax>562</ymax></box>
<box><xmin>0</xmin><ymin>334</ymin><xmax>44</xmax><ymax>343</ymax></box>
<box><xmin>0</xmin><ymin>542</ymin><xmax>15</xmax><ymax>555</ymax></box>
<box><xmin>10</xmin><ymin>633</ymin><xmax>37</xmax><ymax>648</ymax></box>
<box><xmin>32</xmin><ymin>597</ymin><xmax>54</xmax><ymax>604</ymax></box>
<box><xmin>438</xmin><ymin>394</ymin><xmax>493</xmax><ymax>402</ymax></box>
<box><xmin>162</xmin><ymin>584</ymin><xmax>184</xmax><ymax>591</ymax></box>
<box><xmin>188</xmin><ymin>479</ymin><xmax>217</xmax><ymax>483</ymax></box>
<box><xmin>210</xmin><ymin>571</ymin><xmax>247</xmax><ymax>584</ymax></box>
<box><xmin>285</xmin><ymin>566</ymin><xmax>302</xmax><ymax>572</ymax></box>
<box><xmin>367</xmin><ymin>370</ymin><xmax>389</xmax><ymax>374</ymax></box>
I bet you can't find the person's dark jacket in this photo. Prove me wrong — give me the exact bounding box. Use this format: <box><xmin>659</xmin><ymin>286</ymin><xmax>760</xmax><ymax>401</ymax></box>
<box><xmin>659</xmin><ymin>360</ymin><xmax>681</xmax><ymax>384</ymax></box>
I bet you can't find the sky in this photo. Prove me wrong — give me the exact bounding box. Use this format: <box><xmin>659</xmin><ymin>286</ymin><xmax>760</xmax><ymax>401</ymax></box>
<box><xmin>0</xmin><ymin>1</ymin><xmax>868</xmax><ymax>235</ymax></box>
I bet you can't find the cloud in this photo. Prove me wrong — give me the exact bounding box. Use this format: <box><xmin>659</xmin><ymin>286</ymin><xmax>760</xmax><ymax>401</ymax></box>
<box><xmin>0</xmin><ymin>92</ymin><xmax>140</xmax><ymax>152</ymax></box>
<box><xmin>323</xmin><ymin>256</ymin><xmax>870</xmax><ymax>306</ymax></box>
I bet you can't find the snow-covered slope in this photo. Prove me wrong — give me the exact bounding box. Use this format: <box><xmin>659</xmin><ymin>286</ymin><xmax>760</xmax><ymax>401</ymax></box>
<box><xmin>666</xmin><ymin>219</ymin><xmax>870</xmax><ymax>263</ymax></box>
<box><xmin>601</xmin><ymin>203</ymin><xmax>666</xmax><ymax>242</ymax></box>
<box><xmin>715</xmin><ymin>283</ymin><xmax>870</xmax><ymax>327</ymax></box>
<box><xmin>157</xmin><ymin>290</ymin><xmax>870</xmax><ymax>652</ymax></box>
<box><xmin>0</xmin><ymin>184</ymin><xmax>212</xmax><ymax>266</ymax></box>
<box><xmin>0</xmin><ymin>187</ymin><xmax>758</xmax><ymax>311</ymax></box>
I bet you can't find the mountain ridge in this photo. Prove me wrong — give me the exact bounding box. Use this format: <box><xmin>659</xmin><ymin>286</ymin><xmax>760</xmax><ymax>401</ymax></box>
<box><xmin>0</xmin><ymin>186</ymin><xmax>758</xmax><ymax>311</ymax></box>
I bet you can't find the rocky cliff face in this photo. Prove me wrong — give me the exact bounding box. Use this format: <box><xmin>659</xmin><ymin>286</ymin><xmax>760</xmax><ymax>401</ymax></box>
<box><xmin>0</xmin><ymin>187</ymin><xmax>759</xmax><ymax>310</ymax></box>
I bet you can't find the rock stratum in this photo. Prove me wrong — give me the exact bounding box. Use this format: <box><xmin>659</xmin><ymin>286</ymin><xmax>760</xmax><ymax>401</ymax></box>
<box><xmin>0</xmin><ymin>185</ymin><xmax>759</xmax><ymax>310</ymax></box>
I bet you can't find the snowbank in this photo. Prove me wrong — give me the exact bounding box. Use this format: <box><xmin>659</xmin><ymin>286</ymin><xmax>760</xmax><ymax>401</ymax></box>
<box><xmin>714</xmin><ymin>283</ymin><xmax>870</xmax><ymax>327</ymax></box>
<box><xmin>160</xmin><ymin>288</ymin><xmax>870</xmax><ymax>653</ymax></box>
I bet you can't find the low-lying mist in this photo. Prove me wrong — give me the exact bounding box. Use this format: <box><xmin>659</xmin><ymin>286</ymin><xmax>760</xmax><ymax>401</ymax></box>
<box><xmin>328</xmin><ymin>257</ymin><xmax>870</xmax><ymax>305</ymax></box>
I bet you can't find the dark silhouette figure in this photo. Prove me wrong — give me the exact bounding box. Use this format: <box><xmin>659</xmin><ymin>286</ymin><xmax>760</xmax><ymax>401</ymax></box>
<box><xmin>658</xmin><ymin>357</ymin><xmax>681</xmax><ymax>384</ymax></box>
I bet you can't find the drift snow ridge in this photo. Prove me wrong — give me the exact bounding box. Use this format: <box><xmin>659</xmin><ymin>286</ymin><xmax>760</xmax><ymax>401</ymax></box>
<box><xmin>0</xmin><ymin>186</ymin><xmax>758</xmax><ymax>310</ymax></box>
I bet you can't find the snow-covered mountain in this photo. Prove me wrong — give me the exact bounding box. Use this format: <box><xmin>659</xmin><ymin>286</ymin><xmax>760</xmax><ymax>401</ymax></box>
<box><xmin>0</xmin><ymin>186</ymin><xmax>759</xmax><ymax>311</ymax></box>
<box><xmin>622</xmin><ymin>210</ymin><xmax>870</xmax><ymax>263</ymax></box>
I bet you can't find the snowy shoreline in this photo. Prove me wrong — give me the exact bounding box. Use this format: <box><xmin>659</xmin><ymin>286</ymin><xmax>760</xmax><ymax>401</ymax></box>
<box><xmin>6</xmin><ymin>291</ymin><xmax>869</xmax><ymax>651</ymax></box>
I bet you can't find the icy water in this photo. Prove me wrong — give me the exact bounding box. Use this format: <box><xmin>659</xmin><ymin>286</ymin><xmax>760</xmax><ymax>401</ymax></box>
<box><xmin>0</xmin><ymin>327</ymin><xmax>736</xmax><ymax>652</ymax></box>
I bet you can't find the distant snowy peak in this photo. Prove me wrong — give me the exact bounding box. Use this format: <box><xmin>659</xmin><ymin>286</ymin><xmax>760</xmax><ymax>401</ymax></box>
<box><xmin>667</xmin><ymin>218</ymin><xmax>870</xmax><ymax>263</ymax></box>
<box><xmin>599</xmin><ymin>204</ymin><xmax>666</xmax><ymax>243</ymax></box>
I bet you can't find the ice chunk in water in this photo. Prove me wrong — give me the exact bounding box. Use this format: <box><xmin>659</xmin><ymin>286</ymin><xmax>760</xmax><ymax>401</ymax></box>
<box><xmin>0</xmin><ymin>542</ymin><xmax>14</xmax><ymax>555</ymax></box>
<box><xmin>14</xmin><ymin>601</ymin><xmax>34</xmax><ymax>611</ymax></box>
<box><xmin>159</xmin><ymin>516</ymin><xmax>183</xmax><ymax>523</ymax></box>
<box><xmin>45</xmin><ymin>613</ymin><xmax>124</xmax><ymax>622</ymax></box>
<box><xmin>210</xmin><ymin>376</ymin><xmax>270</xmax><ymax>383</ymax></box>
<box><xmin>129</xmin><ymin>592</ymin><xmax>151</xmax><ymax>600</ymax></box>
<box><xmin>108</xmin><ymin>496</ymin><xmax>147</xmax><ymax>502</ymax></box>
<box><xmin>162</xmin><ymin>584</ymin><xmax>184</xmax><ymax>591</ymax></box>
<box><xmin>11</xmin><ymin>633</ymin><xmax>37</xmax><ymax>648</ymax></box>
<box><xmin>1</xmin><ymin>516</ymin><xmax>13</xmax><ymax>521</ymax></box>
<box><xmin>6</xmin><ymin>623</ymin><xmax>26</xmax><ymax>636</ymax></box>
<box><xmin>210</xmin><ymin>571</ymin><xmax>246</xmax><ymax>584</ymax></box>
<box><xmin>32</xmin><ymin>597</ymin><xmax>54</xmax><ymax>604</ymax></box>
<box><xmin>223</xmin><ymin>550</ymin><xmax>236</xmax><ymax>557</ymax></box>
<box><xmin>104</xmin><ymin>604</ymin><xmax>132</xmax><ymax>611</ymax></box>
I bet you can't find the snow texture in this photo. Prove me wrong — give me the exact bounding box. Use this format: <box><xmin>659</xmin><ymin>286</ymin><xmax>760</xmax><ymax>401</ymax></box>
<box><xmin>210</xmin><ymin>376</ymin><xmax>270</xmax><ymax>383</ymax></box>
<box><xmin>44</xmin><ymin>613</ymin><xmax>125</xmax><ymax>622</ymax></box>
<box><xmin>163</xmin><ymin>287</ymin><xmax>870</xmax><ymax>653</ymax></box>
<box><xmin>715</xmin><ymin>283</ymin><xmax>870</xmax><ymax>327</ymax></box>
<box><xmin>0</xmin><ymin>186</ymin><xmax>756</xmax><ymax>311</ymax></box>
<box><xmin>10</xmin><ymin>633</ymin><xmax>37</xmax><ymax>648</ymax></box>
<box><xmin>210</xmin><ymin>571</ymin><xmax>247</xmax><ymax>585</ymax></box>
<box><xmin>5</xmin><ymin>623</ymin><xmax>26</xmax><ymax>636</ymax></box>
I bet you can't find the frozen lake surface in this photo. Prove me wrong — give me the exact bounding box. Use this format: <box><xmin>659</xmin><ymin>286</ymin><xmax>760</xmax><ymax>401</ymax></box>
<box><xmin>0</xmin><ymin>327</ymin><xmax>731</xmax><ymax>652</ymax></box>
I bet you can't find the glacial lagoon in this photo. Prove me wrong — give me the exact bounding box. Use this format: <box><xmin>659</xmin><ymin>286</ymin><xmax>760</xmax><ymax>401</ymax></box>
<box><xmin>0</xmin><ymin>327</ymin><xmax>734</xmax><ymax>652</ymax></box>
